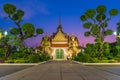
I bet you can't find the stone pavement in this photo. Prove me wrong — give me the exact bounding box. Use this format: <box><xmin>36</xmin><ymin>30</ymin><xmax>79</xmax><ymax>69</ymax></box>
<box><xmin>0</xmin><ymin>61</ymin><xmax>120</xmax><ymax>80</ymax></box>
<box><xmin>0</xmin><ymin>65</ymin><xmax>33</xmax><ymax>77</ymax></box>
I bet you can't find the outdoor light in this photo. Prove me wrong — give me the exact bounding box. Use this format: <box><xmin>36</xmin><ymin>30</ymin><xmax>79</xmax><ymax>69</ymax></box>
<box><xmin>0</xmin><ymin>33</ymin><xmax>2</xmax><ymax>39</ymax></box>
<box><xmin>4</xmin><ymin>31</ymin><xmax>8</xmax><ymax>36</ymax></box>
<box><xmin>113</xmin><ymin>31</ymin><xmax>117</xmax><ymax>36</ymax></box>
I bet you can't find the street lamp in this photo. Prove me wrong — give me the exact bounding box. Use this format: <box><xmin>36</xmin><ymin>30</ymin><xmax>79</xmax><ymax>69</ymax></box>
<box><xmin>113</xmin><ymin>31</ymin><xmax>117</xmax><ymax>36</ymax></box>
<box><xmin>4</xmin><ymin>31</ymin><xmax>8</xmax><ymax>36</ymax></box>
<box><xmin>113</xmin><ymin>31</ymin><xmax>120</xmax><ymax>38</ymax></box>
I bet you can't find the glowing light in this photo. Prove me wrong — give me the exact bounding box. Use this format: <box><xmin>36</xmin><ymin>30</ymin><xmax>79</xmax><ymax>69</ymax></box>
<box><xmin>113</xmin><ymin>31</ymin><xmax>117</xmax><ymax>36</ymax></box>
<box><xmin>0</xmin><ymin>33</ymin><xmax>3</xmax><ymax>39</ymax></box>
<box><xmin>4</xmin><ymin>31</ymin><xmax>8</xmax><ymax>36</ymax></box>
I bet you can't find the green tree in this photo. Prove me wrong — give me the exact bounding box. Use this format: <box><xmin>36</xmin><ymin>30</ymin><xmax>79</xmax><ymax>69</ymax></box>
<box><xmin>7</xmin><ymin>35</ymin><xmax>22</xmax><ymax>47</ymax></box>
<box><xmin>85</xmin><ymin>43</ymin><xmax>98</xmax><ymax>58</ymax></box>
<box><xmin>115</xmin><ymin>22</ymin><xmax>120</xmax><ymax>56</ymax></box>
<box><xmin>116</xmin><ymin>37</ymin><xmax>120</xmax><ymax>55</ymax></box>
<box><xmin>103</xmin><ymin>42</ymin><xmax>110</xmax><ymax>58</ymax></box>
<box><xmin>3</xmin><ymin>4</ymin><xmax>44</xmax><ymax>46</ymax></box>
<box><xmin>80</xmin><ymin>5</ymin><xmax>118</xmax><ymax>59</ymax></box>
<box><xmin>0</xmin><ymin>29</ymin><xmax>22</xmax><ymax>59</ymax></box>
<box><xmin>117</xmin><ymin>22</ymin><xmax>120</xmax><ymax>36</ymax></box>
<box><xmin>80</xmin><ymin>5</ymin><xmax>118</xmax><ymax>41</ymax></box>
<box><xmin>0</xmin><ymin>32</ymin><xmax>10</xmax><ymax>59</ymax></box>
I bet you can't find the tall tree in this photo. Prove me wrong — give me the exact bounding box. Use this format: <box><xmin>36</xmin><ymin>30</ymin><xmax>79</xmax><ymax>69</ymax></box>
<box><xmin>117</xmin><ymin>22</ymin><xmax>120</xmax><ymax>36</ymax></box>
<box><xmin>80</xmin><ymin>5</ymin><xmax>118</xmax><ymax>59</ymax></box>
<box><xmin>116</xmin><ymin>22</ymin><xmax>120</xmax><ymax>55</ymax></box>
<box><xmin>3</xmin><ymin>4</ymin><xmax>44</xmax><ymax>46</ymax></box>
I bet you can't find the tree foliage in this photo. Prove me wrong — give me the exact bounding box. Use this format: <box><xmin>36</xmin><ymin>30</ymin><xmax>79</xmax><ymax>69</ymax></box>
<box><xmin>36</xmin><ymin>28</ymin><xmax>44</xmax><ymax>34</ymax></box>
<box><xmin>104</xmin><ymin>29</ymin><xmax>113</xmax><ymax>36</ymax></box>
<box><xmin>22</xmin><ymin>23</ymin><xmax>35</xmax><ymax>37</ymax></box>
<box><xmin>83</xmin><ymin>23</ymin><xmax>91</xmax><ymax>29</ymax></box>
<box><xmin>84</xmin><ymin>31</ymin><xmax>90</xmax><ymax>37</ymax></box>
<box><xmin>109</xmin><ymin>9</ymin><xmax>118</xmax><ymax>16</ymax></box>
<box><xmin>3</xmin><ymin>3</ymin><xmax>44</xmax><ymax>47</ymax></box>
<box><xmin>80</xmin><ymin>5</ymin><xmax>118</xmax><ymax>40</ymax></box>
<box><xmin>3</xmin><ymin>4</ymin><xmax>16</xmax><ymax>14</ymax></box>
<box><xmin>117</xmin><ymin>22</ymin><xmax>120</xmax><ymax>36</ymax></box>
<box><xmin>10</xmin><ymin>28</ymin><xmax>20</xmax><ymax>35</ymax></box>
<box><xmin>80</xmin><ymin>5</ymin><xmax>118</xmax><ymax>60</ymax></box>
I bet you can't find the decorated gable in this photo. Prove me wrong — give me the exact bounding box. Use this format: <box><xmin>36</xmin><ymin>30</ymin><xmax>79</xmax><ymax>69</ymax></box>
<box><xmin>52</xmin><ymin>31</ymin><xmax>67</xmax><ymax>42</ymax></box>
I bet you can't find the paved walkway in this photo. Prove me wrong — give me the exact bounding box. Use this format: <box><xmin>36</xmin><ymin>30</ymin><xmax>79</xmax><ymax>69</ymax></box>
<box><xmin>0</xmin><ymin>65</ymin><xmax>33</xmax><ymax>77</ymax></box>
<box><xmin>0</xmin><ymin>61</ymin><xmax>120</xmax><ymax>80</ymax></box>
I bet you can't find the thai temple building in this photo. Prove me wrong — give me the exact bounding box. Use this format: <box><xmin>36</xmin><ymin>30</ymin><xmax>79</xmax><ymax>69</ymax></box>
<box><xmin>37</xmin><ymin>18</ymin><xmax>81</xmax><ymax>60</ymax></box>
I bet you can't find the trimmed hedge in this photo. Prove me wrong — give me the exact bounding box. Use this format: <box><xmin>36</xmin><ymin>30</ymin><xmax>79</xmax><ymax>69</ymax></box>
<box><xmin>5</xmin><ymin>60</ymin><xmax>29</xmax><ymax>63</ymax></box>
<box><xmin>28</xmin><ymin>54</ymin><xmax>40</xmax><ymax>63</ymax></box>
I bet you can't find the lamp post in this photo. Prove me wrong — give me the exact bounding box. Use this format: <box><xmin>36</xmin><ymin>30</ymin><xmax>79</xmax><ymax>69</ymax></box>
<box><xmin>4</xmin><ymin>31</ymin><xmax>8</xmax><ymax>36</ymax></box>
<box><xmin>113</xmin><ymin>31</ymin><xmax>117</xmax><ymax>36</ymax></box>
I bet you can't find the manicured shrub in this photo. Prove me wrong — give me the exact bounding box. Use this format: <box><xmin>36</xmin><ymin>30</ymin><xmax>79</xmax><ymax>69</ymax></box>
<box><xmin>108</xmin><ymin>60</ymin><xmax>118</xmax><ymax>63</ymax></box>
<box><xmin>5</xmin><ymin>60</ymin><xmax>14</xmax><ymax>63</ymax></box>
<box><xmin>89</xmin><ymin>58</ymin><xmax>99</xmax><ymax>63</ymax></box>
<box><xmin>28</xmin><ymin>54</ymin><xmax>40</xmax><ymax>63</ymax></box>
<box><xmin>39</xmin><ymin>53</ymin><xmax>50</xmax><ymax>61</ymax></box>
<box><xmin>14</xmin><ymin>60</ymin><xmax>29</xmax><ymax>63</ymax></box>
<box><xmin>74</xmin><ymin>52</ymin><xmax>92</xmax><ymax>62</ymax></box>
<box><xmin>8</xmin><ymin>52</ymin><xmax>28</xmax><ymax>60</ymax></box>
<box><xmin>99</xmin><ymin>60</ymin><xmax>109</xmax><ymax>63</ymax></box>
<box><xmin>5</xmin><ymin>59</ymin><xmax>29</xmax><ymax>63</ymax></box>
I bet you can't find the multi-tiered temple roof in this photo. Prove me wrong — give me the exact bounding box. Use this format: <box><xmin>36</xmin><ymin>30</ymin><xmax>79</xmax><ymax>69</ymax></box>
<box><xmin>37</xmin><ymin>17</ymin><xmax>81</xmax><ymax>60</ymax></box>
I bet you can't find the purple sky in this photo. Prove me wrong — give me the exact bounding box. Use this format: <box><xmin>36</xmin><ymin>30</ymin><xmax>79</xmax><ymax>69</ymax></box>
<box><xmin>0</xmin><ymin>0</ymin><xmax>119</xmax><ymax>47</ymax></box>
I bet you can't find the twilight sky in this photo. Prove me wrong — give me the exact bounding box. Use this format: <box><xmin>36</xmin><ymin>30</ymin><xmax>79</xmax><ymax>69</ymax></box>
<box><xmin>0</xmin><ymin>0</ymin><xmax>120</xmax><ymax>47</ymax></box>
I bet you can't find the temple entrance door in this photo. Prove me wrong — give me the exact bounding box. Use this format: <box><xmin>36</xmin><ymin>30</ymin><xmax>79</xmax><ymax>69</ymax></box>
<box><xmin>56</xmin><ymin>49</ymin><xmax>64</xmax><ymax>59</ymax></box>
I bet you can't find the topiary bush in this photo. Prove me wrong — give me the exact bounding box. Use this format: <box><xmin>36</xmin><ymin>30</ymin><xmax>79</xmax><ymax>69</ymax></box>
<box><xmin>73</xmin><ymin>52</ymin><xmax>92</xmax><ymax>62</ymax></box>
<box><xmin>14</xmin><ymin>60</ymin><xmax>29</xmax><ymax>63</ymax></box>
<box><xmin>5</xmin><ymin>60</ymin><xmax>14</xmax><ymax>63</ymax></box>
<box><xmin>28</xmin><ymin>54</ymin><xmax>40</xmax><ymax>63</ymax></box>
<box><xmin>108</xmin><ymin>60</ymin><xmax>118</xmax><ymax>63</ymax></box>
<box><xmin>8</xmin><ymin>52</ymin><xmax>29</xmax><ymax>60</ymax></box>
<box><xmin>39</xmin><ymin>53</ymin><xmax>50</xmax><ymax>61</ymax></box>
<box><xmin>5</xmin><ymin>59</ymin><xmax>29</xmax><ymax>63</ymax></box>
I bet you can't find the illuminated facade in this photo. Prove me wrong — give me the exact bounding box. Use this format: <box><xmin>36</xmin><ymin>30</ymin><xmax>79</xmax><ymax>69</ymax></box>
<box><xmin>38</xmin><ymin>20</ymin><xmax>81</xmax><ymax>60</ymax></box>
